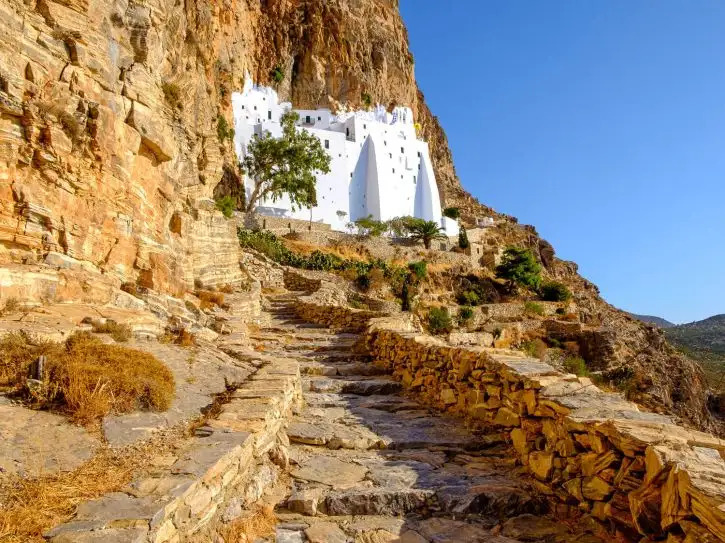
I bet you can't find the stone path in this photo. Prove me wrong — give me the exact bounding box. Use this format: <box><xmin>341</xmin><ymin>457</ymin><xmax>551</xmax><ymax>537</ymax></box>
<box><xmin>251</xmin><ymin>293</ymin><xmax>611</xmax><ymax>543</ymax></box>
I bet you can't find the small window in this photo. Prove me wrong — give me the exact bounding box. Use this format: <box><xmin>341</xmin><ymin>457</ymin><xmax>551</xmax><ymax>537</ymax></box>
<box><xmin>350</xmin><ymin>173</ymin><xmax>353</xmax><ymax>177</ymax></box>
<box><xmin>346</xmin><ymin>128</ymin><xmax>350</xmax><ymax>137</ymax></box>
<box><xmin>384</xmin><ymin>141</ymin><xmax>387</xmax><ymax>146</ymax></box>
<box><xmin>318</xmin><ymin>116</ymin><xmax>322</xmax><ymax>121</ymax></box>
<box><xmin>241</xmin><ymin>105</ymin><xmax>245</xmax><ymax>110</ymax></box>
<box><xmin>417</xmin><ymin>151</ymin><xmax>421</xmax><ymax>157</ymax></box>
<box><xmin>324</xmin><ymin>140</ymin><xmax>330</xmax><ymax>149</ymax></box>
<box><xmin>363</xmin><ymin>124</ymin><xmax>367</xmax><ymax>129</ymax></box>
<box><xmin>413</xmin><ymin>176</ymin><xmax>417</xmax><ymax>184</ymax></box>
<box><xmin>254</xmin><ymin>106</ymin><xmax>257</xmax><ymax>110</ymax></box>
<box><xmin>389</xmin><ymin>153</ymin><xmax>392</xmax><ymax>159</ymax></box>
<box><xmin>268</xmin><ymin>110</ymin><xmax>272</xmax><ymax>120</ymax></box>
<box><xmin>306</xmin><ymin>116</ymin><xmax>311</xmax><ymax>123</ymax></box>
<box><xmin>392</xmin><ymin>168</ymin><xmax>395</xmax><ymax>174</ymax></box>
<box><xmin>401</xmin><ymin>147</ymin><xmax>405</xmax><ymax>154</ymax></box>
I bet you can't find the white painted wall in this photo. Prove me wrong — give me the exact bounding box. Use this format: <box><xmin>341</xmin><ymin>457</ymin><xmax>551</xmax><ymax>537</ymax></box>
<box><xmin>232</xmin><ymin>81</ymin><xmax>458</xmax><ymax>237</ymax></box>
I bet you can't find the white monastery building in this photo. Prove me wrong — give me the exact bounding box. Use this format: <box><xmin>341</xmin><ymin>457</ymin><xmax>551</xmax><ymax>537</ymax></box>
<box><xmin>232</xmin><ymin>80</ymin><xmax>459</xmax><ymax>236</ymax></box>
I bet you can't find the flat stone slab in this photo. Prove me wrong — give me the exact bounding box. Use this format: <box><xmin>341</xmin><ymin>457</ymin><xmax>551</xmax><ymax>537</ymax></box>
<box><xmin>103</xmin><ymin>342</ymin><xmax>255</xmax><ymax>447</ymax></box>
<box><xmin>291</xmin><ymin>455</ymin><xmax>368</xmax><ymax>489</ymax></box>
<box><xmin>0</xmin><ymin>404</ymin><xmax>99</xmax><ymax>478</ymax></box>
<box><xmin>306</xmin><ymin>377</ymin><xmax>401</xmax><ymax>396</ymax></box>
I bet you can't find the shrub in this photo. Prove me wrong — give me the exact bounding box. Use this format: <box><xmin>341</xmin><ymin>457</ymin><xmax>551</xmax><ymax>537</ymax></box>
<box><xmin>442</xmin><ymin>207</ymin><xmax>460</xmax><ymax>220</ymax></box>
<box><xmin>458</xmin><ymin>226</ymin><xmax>470</xmax><ymax>250</ymax></box>
<box><xmin>495</xmin><ymin>246</ymin><xmax>542</xmax><ymax>291</ymax></box>
<box><xmin>217</xmin><ymin>116</ymin><xmax>235</xmax><ymax>143</ymax></box>
<box><xmin>524</xmin><ymin>301</ymin><xmax>545</xmax><ymax>316</ymax></box>
<box><xmin>401</xmin><ymin>281</ymin><xmax>413</xmax><ymax>312</ymax></box>
<box><xmin>219</xmin><ymin>284</ymin><xmax>235</xmax><ymax>294</ymax></box>
<box><xmin>91</xmin><ymin>320</ymin><xmax>132</xmax><ymax>342</ymax></box>
<box><xmin>361</xmin><ymin>92</ymin><xmax>373</xmax><ymax>109</ymax></box>
<box><xmin>271</xmin><ymin>65</ymin><xmax>285</xmax><ymax>83</ymax></box>
<box><xmin>161</xmin><ymin>82</ymin><xmax>182</xmax><ymax>110</ymax></box>
<box><xmin>540</xmin><ymin>281</ymin><xmax>572</xmax><ymax>302</ymax></box>
<box><xmin>428</xmin><ymin>307</ymin><xmax>453</xmax><ymax>335</ymax></box>
<box><xmin>408</xmin><ymin>261</ymin><xmax>427</xmax><ymax>281</ymax></box>
<box><xmin>160</xmin><ymin>328</ymin><xmax>197</xmax><ymax>347</ymax></box>
<box><xmin>0</xmin><ymin>332</ymin><xmax>174</xmax><ymax>425</ymax></box>
<box><xmin>522</xmin><ymin>338</ymin><xmax>548</xmax><ymax>359</ymax></box>
<box><xmin>458</xmin><ymin>306</ymin><xmax>474</xmax><ymax>324</ymax></box>
<box><xmin>355</xmin><ymin>272</ymin><xmax>371</xmax><ymax>291</ymax></box>
<box><xmin>457</xmin><ymin>290</ymin><xmax>481</xmax><ymax>306</ymax></box>
<box><xmin>215</xmin><ymin>195</ymin><xmax>236</xmax><ymax>218</ymax></box>
<box><xmin>407</xmin><ymin>220</ymin><xmax>447</xmax><ymax>249</ymax></box>
<box><xmin>353</xmin><ymin>215</ymin><xmax>388</xmax><ymax>237</ymax></box>
<box><xmin>563</xmin><ymin>356</ymin><xmax>589</xmax><ymax>377</ymax></box>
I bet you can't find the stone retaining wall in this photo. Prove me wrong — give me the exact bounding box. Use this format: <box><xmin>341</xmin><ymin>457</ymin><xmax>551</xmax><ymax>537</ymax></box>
<box><xmin>365</xmin><ymin>322</ymin><xmax>725</xmax><ymax>542</ymax></box>
<box><xmin>290</xmin><ymin>282</ymin><xmax>725</xmax><ymax>542</ymax></box>
<box><xmin>47</xmin><ymin>357</ymin><xmax>302</xmax><ymax>543</ymax></box>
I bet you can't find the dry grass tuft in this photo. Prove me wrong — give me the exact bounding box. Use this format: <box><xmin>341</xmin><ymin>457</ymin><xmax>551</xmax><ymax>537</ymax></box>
<box><xmin>219</xmin><ymin>284</ymin><xmax>235</xmax><ymax>294</ymax></box>
<box><xmin>0</xmin><ymin>297</ymin><xmax>19</xmax><ymax>316</ymax></box>
<box><xmin>217</xmin><ymin>505</ymin><xmax>277</xmax><ymax>543</ymax></box>
<box><xmin>197</xmin><ymin>290</ymin><xmax>226</xmax><ymax>310</ymax></box>
<box><xmin>90</xmin><ymin>320</ymin><xmax>132</xmax><ymax>342</ymax></box>
<box><xmin>159</xmin><ymin>328</ymin><xmax>197</xmax><ymax>348</ymax></box>
<box><xmin>0</xmin><ymin>448</ymin><xmax>140</xmax><ymax>542</ymax></box>
<box><xmin>0</xmin><ymin>332</ymin><xmax>174</xmax><ymax>425</ymax></box>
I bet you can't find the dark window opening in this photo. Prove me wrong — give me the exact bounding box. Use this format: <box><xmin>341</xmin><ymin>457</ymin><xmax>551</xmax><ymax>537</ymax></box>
<box><xmin>318</xmin><ymin>116</ymin><xmax>322</xmax><ymax>121</ymax></box>
<box><xmin>306</xmin><ymin>116</ymin><xmax>311</xmax><ymax>123</ymax></box>
<box><xmin>268</xmin><ymin>110</ymin><xmax>272</xmax><ymax>120</ymax></box>
<box><xmin>253</xmin><ymin>105</ymin><xmax>257</xmax><ymax>110</ymax></box>
<box><xmin>324</xmin><ymin>140</ymin><xmax>329</xmax><ymax>149</ymax></box>
<box><xmin>346</xmin><ymin>128</ymin><xmax>350</xmax><ymax>137</ymax></box>
<box><xmin>401</xmin><ymin>147</ymin><xmax>405</xmax><ymax>154</ymax></box>
<box><xmin>417</xmin><ymin>151</ymin><xmax>421</xmax><ymax>157</ymax></box>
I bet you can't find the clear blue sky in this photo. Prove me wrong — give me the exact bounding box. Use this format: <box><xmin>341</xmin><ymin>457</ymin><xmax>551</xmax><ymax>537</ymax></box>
<box><xmin>400</xmin><ymin>0</ymin><xmax>725</xmax><ymax>324</ymax></box>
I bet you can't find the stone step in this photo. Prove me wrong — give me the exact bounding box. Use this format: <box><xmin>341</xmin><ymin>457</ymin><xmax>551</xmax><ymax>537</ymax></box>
<box><xmin>304</xmin><ymin>377</ymin><xmax>401</xmax><ymax>396</ymax></box>
<box><xmin>300</xmin><ymin>362</ymin><xmax>386</xmax><ymax>377</ymax></box>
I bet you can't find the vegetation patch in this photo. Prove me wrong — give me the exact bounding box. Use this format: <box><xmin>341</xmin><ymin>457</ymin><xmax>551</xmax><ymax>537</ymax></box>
<box><xmin>428</xmin><ymin>307</ymin><xmax>453</xmax><ymax>335</ymax></box>
<box><xmin>89</xmin><ymin>320</ymin><xmax>132</xmax><ymax>342</ymax></box>
<box><xmin>217</xmin><ymin>115</ymin><xmax>235</xmax><ymax>143</ymax></box>
<box><xmin>458</xmin><ymin>306</ymin><xmax>474</xmax><ymax>325</ymax></box>
<box><xmin>0</xmin><ymin>332</ymin><xmax>174</xmax><ymax>425</ymax></box>
<box><xmin>197</xmin><ymin>290</ymin><xmax>225</xmax><ymax>310</ymax></box>
<box><xmin>540</xmin><ymin>281</ymin><xmax>572</xmax><ymax>302</ymax></box>
<box><xmin>524</xmin><ymin>301</ymin><xmax>545</xmax><ymax>317</ymax></box>
<box><xmin>563</xmin><ymin>355</ymin><xmax>590</xmax><ymax>377</ymax></box>
<box><xmin>215</xmin><ymin>195</ymin><xmax>236</xmax><ymax>218</ymax></box>
<box><xmin>496</xmin><ymin>246</ymin><xmax>542</xmax><ymax>291</ymax></box>
<box><xmin>161</xmin><ymin>82</ymin><xmax>182</xmax><ymax>110</ymax></box>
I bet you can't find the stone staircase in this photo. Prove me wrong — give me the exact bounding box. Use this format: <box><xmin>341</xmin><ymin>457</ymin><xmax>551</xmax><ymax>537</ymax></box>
<box><xmin>253</xmin><ymin>293</ymin><xmax>609</xmax><ymax>543</ymax></box>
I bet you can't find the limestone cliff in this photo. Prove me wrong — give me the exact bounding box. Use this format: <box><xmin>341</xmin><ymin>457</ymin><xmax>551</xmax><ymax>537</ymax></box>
<box><xmin>0</xmin><ymin>0</ymin><xmax>716</xmax><ymax>431</ymax></box>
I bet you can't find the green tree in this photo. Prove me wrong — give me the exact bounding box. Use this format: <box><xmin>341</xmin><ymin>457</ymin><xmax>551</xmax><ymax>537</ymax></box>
<box><xmin>242</xmin><ymin>112</ymin><xmax>331</xmax><ymax>213</ymax></box>
<box><xmin>407</xmin><ymin>219</ymin><xmax>447</xmax><ymax>249</ymax></box>
<box><xmin>458</xmin><ymin>226</ymin><xmax>470</xmax><ymax>250</ymax></box>
<box><xmin>495</xmin><ymin>246</ymin><xmax>542</xmax><ymax>291</ymax></box>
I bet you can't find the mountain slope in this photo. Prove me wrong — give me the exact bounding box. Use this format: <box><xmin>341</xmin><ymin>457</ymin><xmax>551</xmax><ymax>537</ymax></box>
<box><xmin>666</xmin><ymin>314</ymin><xmax>725</xmax><ymax>353</ymax></box>
<box><xmin>630</xmin><ymin>314</ymin><xmax>676</xmax><ymax>328</ymax></box>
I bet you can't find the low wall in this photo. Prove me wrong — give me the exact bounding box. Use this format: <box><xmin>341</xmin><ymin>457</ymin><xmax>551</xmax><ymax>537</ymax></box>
<box><xmin>365</xmin><ymin>325</ymin><xmax>725</xmax><ymax>542</ymax></box>
<box><xmin>47</xmin><ymin>358</ymin><xmax>302</xmax><ymax>543</ymax></box>
<box><xmin>291</xmin><ymin>281</ymin><xmax>725</xmax><ymax>542</ymax></box>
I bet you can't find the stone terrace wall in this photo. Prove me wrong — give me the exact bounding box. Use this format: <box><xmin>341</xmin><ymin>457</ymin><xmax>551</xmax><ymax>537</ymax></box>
<box><xmin>289</xmin><ymin>280</ymin><xmax>725</xmax><ymax>542</ymax></box>
<box><xmin>365</xmin><ymin>323</ymin><xmax>725</xmax><ymax>542</ymax></box>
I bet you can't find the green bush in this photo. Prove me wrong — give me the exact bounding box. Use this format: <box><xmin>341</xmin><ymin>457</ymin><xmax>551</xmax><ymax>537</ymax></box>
<box><xmin>215</xmin><ymin>196</ymin><xmax>235</xmax><ymax>218</ymax></box>
<box><xmin>458</xmin><ymin>306</ymin><xmax>474</xmax><ymax>324</ymax></box>
<box><xmin>361</xmin><ymin>92</ymin><xmax>373</xmax><ymax>109</ymax></box>
<box><xmin>408</xmin><ymin>261</ymin><xmax>427</xmax><ymax>281</ymax></box>
<box><xmin>458</xmin><ymin>226</ymin><xmax>470</xmax><ymax>250</ymax></box>
<box><xmin>495</xmin><ymin>246</ymin><xmax>542</xmax><ymax>291</ymax></box>
<box><xmin>540</xmin><ymin>281</ymin><xmax>572</xmax><ymax>302</ymax></box>
<box><xmin>524</xmin><ymin>301</ymin><xmax>545</xmax><ymax>316</ymax></box>
<box><xmin>217</xmin><ymin>116</ymin><xmax>235</xmax><ymax>143</ymax></box>
<box><xmin>428</xmin><ymin>307</ymin><xmax>453</xmax><ymax>335</ymax></box>
<box><xmin>271</xmin><ymin>65</ymin><xmax>285</xmax><ymax>84</ymax></box>
<box><xmin>353</xmin><ymin>215</ymin><xmax>388</xmax><ymax>237</ymax></box>
<box><xmin>442</xmin><ymin>207</ymin><xmax>460</xmax><ymax>220</ymax></box>
<box><xmin>563</xmin><ymin>356</ymin><xmax>589</xmax><ymax>377</ymax></box>
<box><xmin>457</xmin><ymin>290</ymin><xmax>481</xmax><ymax>306</ymax></box>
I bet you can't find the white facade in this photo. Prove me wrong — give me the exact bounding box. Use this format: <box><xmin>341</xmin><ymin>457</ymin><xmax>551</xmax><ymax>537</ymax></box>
<box><xmin>232</xmin><ymin>80</ymin><xmax>458</xmax><ymax>236</ymax></box>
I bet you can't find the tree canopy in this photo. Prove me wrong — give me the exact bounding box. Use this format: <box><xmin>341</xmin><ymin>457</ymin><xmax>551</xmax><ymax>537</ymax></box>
<box><xmin>242</xmin><ymin>112</ymin><xmax>331</xmax><ymax>213</ymax></box>
<box><xmin>495</xmin><ymin>246</ymin><xmax>542</xmax><ymax>290</ymax></box>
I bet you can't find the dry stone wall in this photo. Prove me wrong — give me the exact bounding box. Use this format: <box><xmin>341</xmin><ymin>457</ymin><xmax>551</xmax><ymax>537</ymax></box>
<box><xmin>292</xmin><ymin>283</ymin><xmax>725</xmax><ymax>542</ymax></box>
<box><xmin>47</xmin><ymin>356</ymin><xmax>302</xmax><ymax>543</ymax></box>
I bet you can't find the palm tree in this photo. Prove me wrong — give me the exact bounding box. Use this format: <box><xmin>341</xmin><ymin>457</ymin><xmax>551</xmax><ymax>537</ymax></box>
<box><xmin>408</xmin><ymin>220</ymin><xmax>447</xmax><ymax>249</ymax></box>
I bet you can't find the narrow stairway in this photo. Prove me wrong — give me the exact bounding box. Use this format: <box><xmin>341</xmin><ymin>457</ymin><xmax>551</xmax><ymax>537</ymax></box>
<box><xmin>251</xmin><ymin>293</ymin><xmax>609</xmax><ymax>543</ymax></box>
